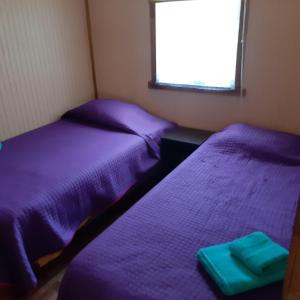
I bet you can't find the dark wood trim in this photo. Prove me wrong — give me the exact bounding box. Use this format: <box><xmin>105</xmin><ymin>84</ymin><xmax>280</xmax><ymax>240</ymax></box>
<box><xmin>149</xmin><ymin>0</ymin><xmax>246</xmax><ymax>96</ymax></box>
<box><xmin>149</xmin><ymin>1</ymin><xmax>157</xmax><ymax>84</ymax></box>
<box><xmin>149</xmin><ymin>81</ymin><xmax>246</xmax><ymax>96</ymax></box>
<box><xmin>283</xmin><ymin>200</ymin><xmax>300</xmax><ymax>300</ymax></box>
<box><xmin>234</xmin><ymin>0</ymin><xmax>246</xmax><ymax>94</ymax></box>
<box><xmin>85</xmin><ymin>0</ymin><xmax>98</xmax><ymax>99</ymax></box>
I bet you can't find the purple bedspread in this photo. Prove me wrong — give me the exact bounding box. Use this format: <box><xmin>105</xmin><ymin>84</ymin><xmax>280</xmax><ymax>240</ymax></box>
<box><xmin>58</xmin><ymin>123</ymin><xmax>300</xmax><ymax>300</ymax></box>
<box><xmin>0</xmin><ymin>119</ymin><xmax>171</xmax><ymax>291</ymax></box>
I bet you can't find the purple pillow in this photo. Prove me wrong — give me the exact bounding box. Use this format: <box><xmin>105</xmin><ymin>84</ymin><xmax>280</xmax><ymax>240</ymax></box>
<box><xmin>211</xmin><ymin>123</ymin><xmax>300</xmax><ymax>164</ymax></box>
<box><xmin>63</xmin><ymin>99</ymin><xmax>176</xmax><ymax>158</ymax></box>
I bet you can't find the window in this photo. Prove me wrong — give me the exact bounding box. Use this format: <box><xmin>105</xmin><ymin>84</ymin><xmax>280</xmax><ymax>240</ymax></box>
<box><xmin>149</xmin><ymin>0</ymin><xmax>245</xmax><ymax>93</ymax></box>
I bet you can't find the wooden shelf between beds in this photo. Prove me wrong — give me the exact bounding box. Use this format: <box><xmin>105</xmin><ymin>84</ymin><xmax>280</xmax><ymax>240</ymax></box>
<box><xmin>161</xmin><ymin>126</ymin><xmax>214</xmax><ymax>172</ymax></box>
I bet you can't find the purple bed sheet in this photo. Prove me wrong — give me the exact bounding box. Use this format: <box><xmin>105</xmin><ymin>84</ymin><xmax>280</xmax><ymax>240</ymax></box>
<box><xmin>58</xmin><ymin>123</ymin><xmax>300</xmax><ymax>300</ymax></box>
<box><xmin>0</xmin><ymin>119</ymin><xmax>171</xmax><ymax>291</ymax></box>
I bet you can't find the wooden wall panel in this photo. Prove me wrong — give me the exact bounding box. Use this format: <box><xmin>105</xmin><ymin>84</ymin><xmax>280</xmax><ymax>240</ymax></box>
<box><xmin>0</xmin><ymin>0</ymin><xmax>95</xmax><ymax>140</ymax></box>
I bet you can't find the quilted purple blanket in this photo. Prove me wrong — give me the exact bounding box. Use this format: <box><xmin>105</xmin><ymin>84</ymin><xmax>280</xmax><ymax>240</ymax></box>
<box><xmin>0</xmin><ymin>117</ymin><xmax>171</xmax><ymax>290</ymax></box>
<box><xmin>58</xmin><ymin>123</ymin><xmax>300</xmax><ymax>300</ymax></box>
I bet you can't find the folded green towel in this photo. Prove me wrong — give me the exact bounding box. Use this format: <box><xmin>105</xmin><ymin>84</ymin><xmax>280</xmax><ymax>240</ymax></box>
<box><xmin>229</xmin><ymin>232</ymin><xmax>289</xmax><ymax>275</ymax></box>
<box><xmin>197</xmin><ymin>242</ymin><xmax>286</xmax><ymax>296</ymax></box>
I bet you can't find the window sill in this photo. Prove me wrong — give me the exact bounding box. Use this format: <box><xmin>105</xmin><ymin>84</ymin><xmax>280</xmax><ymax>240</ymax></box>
<box><xmin>148</xmin><ymin>81</ymin><xmax>245</xmax><ymax>96</ymax></box>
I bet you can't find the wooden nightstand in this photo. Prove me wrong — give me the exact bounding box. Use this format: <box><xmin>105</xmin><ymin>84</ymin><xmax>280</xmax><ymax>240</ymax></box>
<box><xmin>161</xmin><ymin>126</ymin><xmax>214</xmax><ymax>172</ymax></box>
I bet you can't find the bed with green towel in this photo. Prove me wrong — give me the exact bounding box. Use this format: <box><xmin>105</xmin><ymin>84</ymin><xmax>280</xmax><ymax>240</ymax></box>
<box><xmin>197</xmin><ymin>232</ymin><xmax>289</xmax><ymax>296</ymax></box>
<box><xmin>58</xmin><ymin>124</ymin><xmax>300</xmax><ymax>300</ymax></box>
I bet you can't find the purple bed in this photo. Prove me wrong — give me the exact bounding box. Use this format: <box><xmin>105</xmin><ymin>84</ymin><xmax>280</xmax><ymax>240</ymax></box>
<box><xmin>0</xmin><ymin>99</ymin><xmax>174</xmax><ymax>291</ymax></box>
<box><xmin>58</xmin><ymin>123</ymin><xmax>300</xmax><ymax>300</ymax></box>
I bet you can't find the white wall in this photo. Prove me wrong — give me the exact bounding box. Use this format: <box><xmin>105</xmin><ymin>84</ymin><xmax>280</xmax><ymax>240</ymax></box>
<box><xmin>89</xmin><ymin>0</ymin><xmax>300</xmax><ymax>135</ymax></box>
<box><xmin>0</xmin><ymin>0</ymin><xmax>95</xmax><ymax>140</ymax></box>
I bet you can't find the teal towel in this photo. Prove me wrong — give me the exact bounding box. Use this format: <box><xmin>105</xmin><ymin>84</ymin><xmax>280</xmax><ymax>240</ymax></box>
<box><xmin>197</xmin><ymin>242</ymin><xmax>286</xmax><ymax>296</ymax></box>
<box><xmin>0</xmin><ymin>142</ymin><xmax>2</xmax><ymax>151</ymax></box>
<box><xmin>229</xmin><ymin>232</ymin><xmax>289</xmax><ymax>275</ymax></box>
